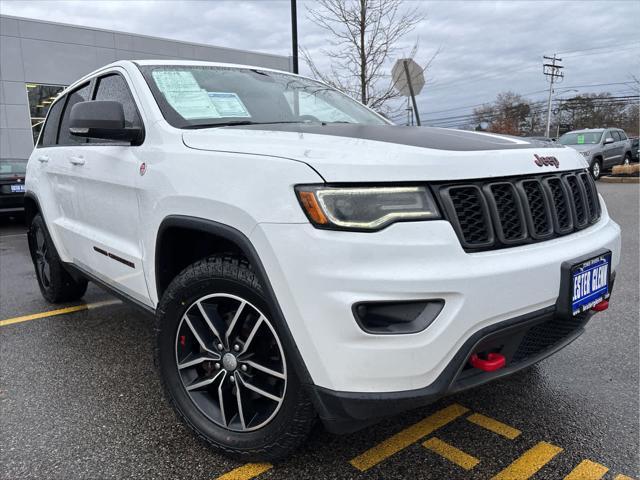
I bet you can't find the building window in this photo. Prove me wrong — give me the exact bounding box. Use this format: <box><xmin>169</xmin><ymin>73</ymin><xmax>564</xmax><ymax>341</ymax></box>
<box><xmin>26</xmin><ymin>83</ymin><xmax>67</xmax><ymax>145</ymax></box>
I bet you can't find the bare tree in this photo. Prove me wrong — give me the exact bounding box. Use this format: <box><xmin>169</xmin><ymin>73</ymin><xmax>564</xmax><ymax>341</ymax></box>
<box><xmin>302</xmin><ymin>0</ymin><xmax>436</xmax><ymax>115</ymax></box>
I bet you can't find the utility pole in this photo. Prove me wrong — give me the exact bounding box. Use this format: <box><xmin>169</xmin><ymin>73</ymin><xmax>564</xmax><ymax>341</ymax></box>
<box><xmin>543</xmin><ymin>54</ymin><xmax>564</xmax><ymax>137</ymax></box>
<box><xmin>291</xmin><ymin>0</ymin><xmax>299</xmax><ymax>74</ymax></box>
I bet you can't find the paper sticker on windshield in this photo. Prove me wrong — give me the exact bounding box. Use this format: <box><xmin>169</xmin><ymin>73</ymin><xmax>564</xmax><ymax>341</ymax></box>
<box><xmin>152</xmin><ymin>70</ymin><xmax>201</xmax><ymax>92</ymax></box>
<box><xmin>163</xmin><ymin>89</ymin><xmax>220</xmax><ymax>119</ymax></box>
<box><xmin>208</xmin><ymin>92</ymin><xmax>251</xmax><ymax>118</ymax></box>
<box><xmin>152</xmin><ymin>70</ymin><xmax>221</xmax><ymax>119</ymax></box>
<box><xmin>577</xmin><ymin>134</ymin><xmax>585</xmax><ymax>144</ymax></box>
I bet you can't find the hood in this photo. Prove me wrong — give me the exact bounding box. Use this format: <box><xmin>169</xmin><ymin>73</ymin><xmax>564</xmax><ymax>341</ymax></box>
<box><xmin>566</xmin><ymin>144</ymin><xmax>596</xmax><ymax>153</ymax></box>
<box><xmin>183</xmin><ymin>125</ymin><xmax>588</xmax><ymax>182</ymax></box>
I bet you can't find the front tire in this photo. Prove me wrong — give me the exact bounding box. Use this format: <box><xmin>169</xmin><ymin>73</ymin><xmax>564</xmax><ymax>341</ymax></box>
<box><xmin>155</xmin><ymin>255</ymin><xmax>316</xmax><ymax>461</ymax></box>
<box><xmin>27</xmin><ymin>214</ymin><xmax>88</xmax><ymax>303</ymax></box>
<box><xmin>590</xmin><ymin>159</ymin><xmax>602</xmax><ymax>180</ymax></box>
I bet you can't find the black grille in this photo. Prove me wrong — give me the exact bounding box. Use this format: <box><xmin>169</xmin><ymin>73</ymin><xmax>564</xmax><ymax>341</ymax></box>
<box><xmin>520</xmin><ymin>180</ymin><xmax>553</xmax><ymax>238</ymax></box>
<box><xmin>564</xmin><ymin>174</ymin><xmax>588</xmax><ymax>228</ymax></box>
<box><xmin>436</xmin><ymin>170</ymin><xmax>601</xmax><ymax>251</ymax></box>
<box><xmin>442</xmin><ymin>186</ymin><xmax>493</xmax><ymax>247</ymax></box>
<box><xmin>545</xmin><ymin>177</ymin><xmax>573</xmax><ymax>232</ymax></box>
<box><xmin>487</xmin><ymin>183</ymin><xmax>526</xmax><ymax>242</ymax></box>
<box><xmin>579</xmin><ymin>171</ymin><xmax>600</xmax><ymax>220</ymax></box>
<box><xmin>512</xmin><ymin>316</ymin><xmax>585</xmax><ymax>363</ymax></box>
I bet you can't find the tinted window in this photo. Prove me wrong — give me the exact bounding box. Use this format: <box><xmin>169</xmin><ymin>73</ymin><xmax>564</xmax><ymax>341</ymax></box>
<box><xmin>618</xmin><ymin>131</ymin><xmax>627</xmax><ymax>140</ymax></box>
<box><xmin>39</xmin><ymin>98</ymin><xmax>64</xmax><ymax>147</ymax></box>
<box><xmin>93</xmin><ymin>74</ymin><xmax>141</xmax><ymax>128</ymax></box>
<box><xmin>58</xmin><ymin>83</ymin><xmax>91</xmax><ymax>145</ymax></box>
<box><xmin>611</xmin><ymin>131</ymin><xmax>622</xmax><ymax>142</ymax></box>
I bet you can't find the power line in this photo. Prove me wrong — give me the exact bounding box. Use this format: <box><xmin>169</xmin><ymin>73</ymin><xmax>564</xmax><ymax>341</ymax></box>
<box><xmin>557</xmin><ymin>41</ymin><xmax>640</xmax><ymax>56</ymax></box>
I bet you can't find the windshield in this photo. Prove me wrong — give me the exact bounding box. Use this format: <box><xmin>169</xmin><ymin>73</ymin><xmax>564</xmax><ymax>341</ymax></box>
<box><xmin>559</xmin><ymin>131</ymin><xmax>603</xmax><ymax>145</ymax></box>
<box><xmin>0</xmin><ymin>159</ymin><xmax>27</xmax><ymax>178</ymax></box>
<box><xmin>139</xmin><ymin>65</ymin><xmax>388</xmax><ymax>128</ymax></box>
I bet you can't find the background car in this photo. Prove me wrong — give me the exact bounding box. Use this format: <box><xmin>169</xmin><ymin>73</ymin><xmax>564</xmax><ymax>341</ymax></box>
<box><xmin>0</xmin><ymin>158</ymin><xmax>26</xmax><ymax>218</ymax></box>
<box><xmin>559</xmin><ymin>128</ymin><xmax>633</xmax><ymax>179</ymax></box>
<box><xmin>630</xmin><ymin>136</ymin><xmax>639</xmax><ymax>162</ymax></box>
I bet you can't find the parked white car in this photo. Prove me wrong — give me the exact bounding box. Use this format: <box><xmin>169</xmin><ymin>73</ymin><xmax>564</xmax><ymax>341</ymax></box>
<box><xmin>25</xmin><ymin>61</ymin><xmax>621</xmax><ymax>461</ymax></box>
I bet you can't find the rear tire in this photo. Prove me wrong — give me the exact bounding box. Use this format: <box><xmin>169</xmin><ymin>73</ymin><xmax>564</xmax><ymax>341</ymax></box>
<box><xmin>155</xmin><ymin>255</ymin><xmax>316</xmax><ymax>461</ymax></box>
<box><xmin>27</xmin><ymin>214</ymin><xmax>88</xmax><ymax>303</ymax></box>
<box><xmin>590</xmin><ymin>159</ymin><xmax>602</xmax><ymax>180</ymax></box>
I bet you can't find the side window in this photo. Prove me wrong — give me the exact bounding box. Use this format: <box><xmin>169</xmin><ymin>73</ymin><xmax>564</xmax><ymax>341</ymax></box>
<box><xmin>58</xmin><ymin>83</ymin><xmax>91</xmax><ymax>146</ymax></box>
<box><xmin>94</xmin><ymin>74</ymin><xmax>141</xmax><ymax>128</ymax></box>
<box><xmin>38</xmin><ymin>98</ymin><xmax>64</xmax><ymax>147</ymax></box>
<box><xmin>88</xmin><ymin>74</ymin><xmax>142</xmax><ymax>145</ymax></box>
<box><xmin>618</xmin><ymin>131</ymin><xmax>627</xmax><ymax>141</ymax></box>
<box><xmin>611</xmin><ymin>131</ymin><xmax>622</xmax><ymax>142</ymax></box>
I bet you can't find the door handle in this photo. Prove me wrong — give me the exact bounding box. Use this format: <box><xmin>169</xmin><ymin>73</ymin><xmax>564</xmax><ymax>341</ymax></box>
<box><xmin>69</xmin><ymin>155</ymin><xmax>85</xmax><ymax>166</ymax></box>
<box><xmin>37</xmin><ymin>155</ymin><xmax>49</xmax><ymax>163</ymax></box>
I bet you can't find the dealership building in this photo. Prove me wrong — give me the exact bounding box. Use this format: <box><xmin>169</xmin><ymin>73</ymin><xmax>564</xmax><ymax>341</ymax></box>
<box><xmin>0</xmin><ymin>14</ymin><xmax>292</xmax><ymax>163</ymax></box>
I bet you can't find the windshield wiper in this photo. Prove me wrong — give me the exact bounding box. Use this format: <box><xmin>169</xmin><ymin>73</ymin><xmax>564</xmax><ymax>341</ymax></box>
<box><xmin>184</xmin><ymin>121</ymin><xmax>303</xmax><ymax>129</ymax></box>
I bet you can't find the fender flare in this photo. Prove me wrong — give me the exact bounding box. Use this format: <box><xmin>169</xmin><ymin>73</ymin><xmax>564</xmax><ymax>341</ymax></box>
<box><xmin>155</xmin><ymin>215</ymin><xmax>315</xmax><ymax>387</ymax></box>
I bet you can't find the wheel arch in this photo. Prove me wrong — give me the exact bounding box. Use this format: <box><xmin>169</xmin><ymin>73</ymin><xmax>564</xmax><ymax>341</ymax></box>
<box><xmin>23</xmin><ymin>192</ymin><xmax>42</xmax><ymax>227</ymax></box>
<box><xmin>154</xmin><ymin>215</ymin><xmax>315</xmax><ymax>386</ymax></box>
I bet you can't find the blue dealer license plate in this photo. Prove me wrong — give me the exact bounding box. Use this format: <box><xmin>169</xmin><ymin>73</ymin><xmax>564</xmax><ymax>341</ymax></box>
<box><xmin>10</xmin><ymin>184</ymin><xmax>25</xmax><ymax>193</ymax></box>
<box><xmin>570</xmin><ymin>253</ymin><xmax>610</xmax><ymax>316</ymax></box>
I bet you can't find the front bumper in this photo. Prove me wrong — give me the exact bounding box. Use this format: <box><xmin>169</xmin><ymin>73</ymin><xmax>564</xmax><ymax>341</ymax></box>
<box><xmin>311</xmin><ymin>305</ymin><xmax>596</xmax><ymax>433</ymax></box>
<box><xmin>250</xmin><ymin>197</ymin><xmax>620</xmax><ymax>424</ymax></box>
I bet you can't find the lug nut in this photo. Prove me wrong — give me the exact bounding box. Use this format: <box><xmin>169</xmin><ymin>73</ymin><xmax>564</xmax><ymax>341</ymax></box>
<box><xmin>229</xmin><ymin>375</ymin><xmax>235</xmax><ymax>383</ymax></box>
<box><xmin>217</xmin><ymin>343</ymin><xmax>224</xmax><ymax>350</ymax></box>
<box><xmin>233</xmin><ymin>344</ymin><xmax>240</xmax><ymax>352</ymax></box>
<box><xmin>241</xmin><ymin>365</ymin><xmax>248</xmax><ymax>372</ymax></box>
<box><xmin>215</xmin><ymin>363</ymin><xmax>221</xmax><ymax>370</ymax></box>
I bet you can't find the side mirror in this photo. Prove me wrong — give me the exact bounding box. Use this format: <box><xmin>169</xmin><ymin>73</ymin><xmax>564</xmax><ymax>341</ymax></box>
<box><xmin>69</xmin><ymin>101</ymin><xmax>141</xmax><ymax>143</ymax></box>
<box><xmin>603</xmin><ymin>137</ymin><xmax>615</xmax><ymax>145</ymax></box>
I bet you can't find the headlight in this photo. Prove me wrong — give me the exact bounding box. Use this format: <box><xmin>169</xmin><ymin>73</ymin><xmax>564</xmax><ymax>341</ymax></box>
<box><xmin>295</xmin><ymin>185</ymin><xmax>440</xmax><ymax>231</ymax></box>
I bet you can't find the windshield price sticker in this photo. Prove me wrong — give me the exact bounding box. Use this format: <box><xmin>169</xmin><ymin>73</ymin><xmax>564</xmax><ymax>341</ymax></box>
<box><xmin>152</xmin><ymin>70</ymin><xmax>221</xmax><ymax>120</ymax></box>
<box><xmin>207</xmin><ymin>92</ymin><xmax>251</xmax><ymax>118</ymax></box>
<box><xmin>577</xmin><ymin>134</ymin><xmax>585</xmax><ymax>144</ymax></box>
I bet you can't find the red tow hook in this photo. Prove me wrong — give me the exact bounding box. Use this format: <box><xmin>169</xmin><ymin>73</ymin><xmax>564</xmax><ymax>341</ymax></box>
<box><xmin>592</xmin><ymin>300</ymin><xmax>609</xmax><ymax>312</ymax></box>
<box><xmin>469</xmin><ymin>353</ymin><xmax>506</xmax><ymax>372</ymax></box>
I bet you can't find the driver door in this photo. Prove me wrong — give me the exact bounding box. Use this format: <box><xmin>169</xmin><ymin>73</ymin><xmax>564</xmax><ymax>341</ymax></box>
<box><xmin>67</xmin><ymin>70</ymin><xmax>151</xmax><ymax>305</ymax></box>
<box><xmin>602</xmin><ymin>130</ymin><xmax>622</xmax><ymax>168</ymax></box>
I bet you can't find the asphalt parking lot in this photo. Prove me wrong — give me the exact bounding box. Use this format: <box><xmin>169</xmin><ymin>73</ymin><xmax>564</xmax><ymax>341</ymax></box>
<box><xmin>1</xmin><ymin>182</ymin><xmax>638</xmax><ymax>480</ymax></box>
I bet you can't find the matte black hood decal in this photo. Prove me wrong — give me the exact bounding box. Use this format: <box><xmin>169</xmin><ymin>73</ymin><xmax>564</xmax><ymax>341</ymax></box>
<box><xmin>224</xmin><ymin>124</ymin><xmax>556</xmax><ymax>151</ymax></box>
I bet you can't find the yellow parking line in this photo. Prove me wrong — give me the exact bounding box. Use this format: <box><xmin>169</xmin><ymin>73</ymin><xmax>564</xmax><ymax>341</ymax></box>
<box><xmin>349</xmin><ymin>403</ymin><xmax>469</xmax><ymax>472</ymax></box>
<box><xmin>564</xmin><ymin>460</ymin><xmax>608</xmax><ymax>479</ymax></box>
<box><xmin>467</xmin><ymin>413</ymin><xmax>521</xmax><ymax>439</ymax></box>
<box><xmin>614</xmin><ymin>475</ymin><xmax>636</xmax><ymax>480</ymax></box>
<box><xmin>0</xmin><ymin>299</ymin><xmax>121</xmax><ymax>327</ymax></box>
<box><xmin>423</xmin><ymin>437</ymin><xmax>479</xmax><ymax>470</ymax></box>
<box><xmin>216</xmin><ymin>463</ymin><xmax>272</xmax><ymax>480</ymax></box>
<box><xmin>492</xmin><ymin>441</ymin><xmax>563</xmax><ymax>480</ymax></box>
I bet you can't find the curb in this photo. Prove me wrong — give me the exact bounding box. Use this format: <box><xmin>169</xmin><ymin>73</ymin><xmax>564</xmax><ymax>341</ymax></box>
<box><xmin>599</xmin><ymin>176</ymin><xmax>640</xmax><ymax>184</ymax></box>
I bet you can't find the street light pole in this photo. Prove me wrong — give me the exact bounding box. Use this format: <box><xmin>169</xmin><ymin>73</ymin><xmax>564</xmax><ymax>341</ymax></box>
<box><xmin>291</xmin><ymin>0</ymin><xmax>299</xmax><ymax>74</ymax></box>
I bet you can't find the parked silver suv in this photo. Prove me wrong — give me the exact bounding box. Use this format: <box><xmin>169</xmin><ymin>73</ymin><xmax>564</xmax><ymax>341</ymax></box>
<box><xmin>559</xmin><ymin>128</ymin><xmax>633</xmax><ymax>180</ymax></box>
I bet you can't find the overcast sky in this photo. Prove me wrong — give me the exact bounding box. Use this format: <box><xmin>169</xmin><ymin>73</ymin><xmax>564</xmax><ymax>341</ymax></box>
<box><xmin>1</xmin><ymin>0</ymin><xmax>638</xmax><ymax>126</ymax></box>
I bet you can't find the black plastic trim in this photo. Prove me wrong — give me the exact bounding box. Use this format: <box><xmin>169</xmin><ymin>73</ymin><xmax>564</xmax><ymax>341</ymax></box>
<box><xmin>64</xmin><ymin>263</ymin><xmax>155</xmax><ymax>317</ymax></box>
<box><xmin>312</xmin><ymin>305</ymin><xmax>589</xmax><ymax>434</ymax></box>
<box><xmin>93</xmin><ymin>246</ymin><xmax>135</xmax><ymax>269</ymax></box>
<box><xmin>154</xmin><ymin>215</ymin><xmax>315</xmax><ymax>387</ymax></box>
<box><xmin>352</xmin><ymin>299</ymin><xmax>445</xmax><ymax>335</ymax></box>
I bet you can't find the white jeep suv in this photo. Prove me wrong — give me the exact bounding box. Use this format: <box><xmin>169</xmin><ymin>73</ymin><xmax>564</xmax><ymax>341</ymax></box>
<box><xmin>25</xmin><ymin>60</ymin><xmax>621</xmax><ymax>461</ymax></box>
